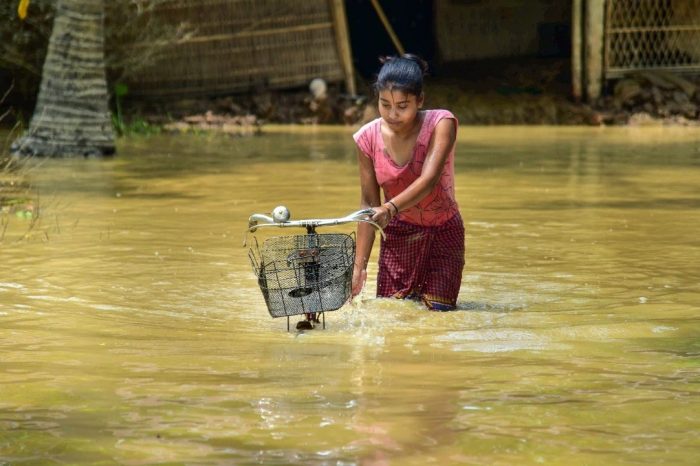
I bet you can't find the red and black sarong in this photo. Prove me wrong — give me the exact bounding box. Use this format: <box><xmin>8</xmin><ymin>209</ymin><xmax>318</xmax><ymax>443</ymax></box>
<box><xmin>377</xmin><ymin>213</ymin><xmax>465</xmax><ymax>310</ymax></box>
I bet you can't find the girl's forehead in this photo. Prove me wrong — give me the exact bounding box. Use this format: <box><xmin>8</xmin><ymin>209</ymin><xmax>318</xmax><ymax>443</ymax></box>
<box><xmin>378</xmin><ymin>88</ymin><xmax>416</xmax><ymax>102</ymax></box>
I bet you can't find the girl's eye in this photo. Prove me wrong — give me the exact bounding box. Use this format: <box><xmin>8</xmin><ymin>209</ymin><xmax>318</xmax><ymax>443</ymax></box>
<box><xmin>398</xmin><ymin>105</ymin><xmax>408</xmax><ymax>110</ymax></box>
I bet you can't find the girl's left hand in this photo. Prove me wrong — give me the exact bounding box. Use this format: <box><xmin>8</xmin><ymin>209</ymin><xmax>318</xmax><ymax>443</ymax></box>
<box><xmin>371</xmin><ymin>205</ymin><xmax>392</xmax><ymax>228</ymax></box>
<box><xmin>351</xmin><ymin>267</ymin><xmax>367</xmax><ymax>299</ymax></box>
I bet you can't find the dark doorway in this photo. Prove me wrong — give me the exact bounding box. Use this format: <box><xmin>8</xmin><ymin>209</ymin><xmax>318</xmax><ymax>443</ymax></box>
<box><xmin>344</xmin><ymin>0</ymin><xmax>435</xmax><ymax>81</ymax></box>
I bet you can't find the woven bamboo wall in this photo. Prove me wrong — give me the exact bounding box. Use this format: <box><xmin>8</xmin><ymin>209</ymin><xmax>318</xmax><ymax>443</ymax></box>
<box><xmin>126</xmin><ymin>0</ymin><xmax>345</xmax><ymax>97</ymax></box>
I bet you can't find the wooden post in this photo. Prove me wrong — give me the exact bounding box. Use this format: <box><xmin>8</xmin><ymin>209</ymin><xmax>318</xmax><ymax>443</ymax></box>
<box><xmin>585</xmin><ymin>0</ymin><xmax>605</xmax><ymax>101</ymax></box>
<box><xmin>329</xmin><ymin>0</ymin><xmax>357</xmax><ymax>96</ymax></box>
<box><xmin>572</xmin><ymin>0</ymin><xmax>583</xmax><ymax>101</ymax></box>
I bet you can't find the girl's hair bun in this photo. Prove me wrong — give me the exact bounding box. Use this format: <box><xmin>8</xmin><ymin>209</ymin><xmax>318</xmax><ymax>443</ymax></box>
<box><xmin>378</xmin><ymin>54</ymin><xmax>429</xmax><ymax>76</ymax></box>
<box><xmin>401</xmin><ymin>53</ymin><xmax>429</xmax><ymax>76</ymax></box>
<box><xmin>374</xmin><ymin>53</ymin><xmax>429</xmax><ymax>96</ymax></box>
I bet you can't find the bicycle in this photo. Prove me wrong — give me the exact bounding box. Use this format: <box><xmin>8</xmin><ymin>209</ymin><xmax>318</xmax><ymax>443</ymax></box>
<box><xmin>247</xmin><ymin>206</ymin><xmax>384</xmax><ymax>330</ymax></box>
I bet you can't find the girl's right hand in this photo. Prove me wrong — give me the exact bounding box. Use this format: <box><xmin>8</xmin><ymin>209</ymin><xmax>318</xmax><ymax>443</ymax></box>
<box><xmin>351</xmin><ymin>267</ymin><xmax>367</xmax><ymax>298</ymax></box>
<box><xmin>371</xmin><ymin>205</ymin><xmax>393</xmax><ymax>228</ymax></box>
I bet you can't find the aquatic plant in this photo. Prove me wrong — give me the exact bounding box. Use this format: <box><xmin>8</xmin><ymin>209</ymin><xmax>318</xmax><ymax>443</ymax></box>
<box><xmin>111</xmin><ymin>83</ymin><xmax>163</xmax><ymax>136</ymax></box>
<box><xmin>0</xmin><ymin>85</ymin><xmax>40</xmax><ymax>242</ymax></box>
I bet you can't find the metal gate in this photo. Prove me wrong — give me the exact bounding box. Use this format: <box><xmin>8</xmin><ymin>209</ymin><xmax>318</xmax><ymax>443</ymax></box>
<box><xmin>605</xmin><ymin>0</ymin><xmax>700</xmax><ymax>78</ymax></box>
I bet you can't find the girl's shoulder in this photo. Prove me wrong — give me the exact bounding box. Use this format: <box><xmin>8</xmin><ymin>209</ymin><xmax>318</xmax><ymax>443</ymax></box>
<box><xmin>417</xmin><ymin>109</ymin><xmax>458</xmax><ymax>147</ymax></box>
<box><xmin>353</xmin><ymin>117</ymin><xmax>382</xmax><ymax>141</ymax></box>
<box><xmin>353</xmin><ymin>117</ymin><xmax>382</xmax><ymax>157</ymax></box>
<box><xmin>424</xmin><ymin>109</ymin><xmax>457</xmax><ymax>127</ymax></box>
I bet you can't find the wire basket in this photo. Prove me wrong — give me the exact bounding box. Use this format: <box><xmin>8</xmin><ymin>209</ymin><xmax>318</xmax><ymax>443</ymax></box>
<box><xmin>248</xmin><ymin>233</ymin><xmax>355</xmax><ymax>318</ymax></box>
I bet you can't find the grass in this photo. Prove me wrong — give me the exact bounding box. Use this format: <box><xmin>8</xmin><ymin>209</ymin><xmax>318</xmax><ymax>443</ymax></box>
<box><xmin>1</xmin><ymin>87</ymin><xmax>42</xmax><ymax>243</ymax></box>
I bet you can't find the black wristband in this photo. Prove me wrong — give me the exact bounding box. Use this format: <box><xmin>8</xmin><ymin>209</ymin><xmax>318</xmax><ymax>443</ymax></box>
<box><xmin>387</xmin><ymin>200</ymin><xmax>399</xmax><ymax>215</ymax></box>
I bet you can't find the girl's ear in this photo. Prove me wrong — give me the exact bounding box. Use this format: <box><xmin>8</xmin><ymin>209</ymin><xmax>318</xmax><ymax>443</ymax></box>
<box><xmin>417</xmin><ymin>92</ymin><xmax>425</xmax><ymax>109</ymax></box>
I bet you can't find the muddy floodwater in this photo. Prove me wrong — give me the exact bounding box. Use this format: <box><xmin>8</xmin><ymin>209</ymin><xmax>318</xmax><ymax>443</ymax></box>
<box><xmin>1</xmin><ymin>126</ymin><xmax>699</xmax><ymax>465</ymax></box>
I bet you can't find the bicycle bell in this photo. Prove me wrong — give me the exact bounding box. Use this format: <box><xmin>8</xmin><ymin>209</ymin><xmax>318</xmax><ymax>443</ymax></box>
<box><xmin>272</xmin><ymin>205</ymin><xmax>290</xmax><ymax>223</ymax></box>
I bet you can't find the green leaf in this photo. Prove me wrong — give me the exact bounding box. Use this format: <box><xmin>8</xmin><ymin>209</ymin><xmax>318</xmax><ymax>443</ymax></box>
<box><xmin>114</xmin><ymin>83</ymin><xmax>129</xmax><ymax>97</ymax></box>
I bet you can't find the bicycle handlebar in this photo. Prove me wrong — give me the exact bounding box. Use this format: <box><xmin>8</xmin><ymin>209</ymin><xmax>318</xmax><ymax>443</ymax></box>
<box><xmin>247</xmin><ymin>207</ymin><xmax>385</xmax><ymax>239</ymax></box>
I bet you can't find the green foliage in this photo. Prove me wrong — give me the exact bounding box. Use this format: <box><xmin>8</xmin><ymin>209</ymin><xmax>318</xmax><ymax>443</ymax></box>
<box><xmin>112</xmin><ymin>82</ymin><xmax>128</xmax><ymax>135</ymax></box>
<box><xmin>112</xmin><ymin>114</ymin><xmax>162</xmax><ymax>136</ymax></box>
<box><xmin>114</xmin><ymin>82</ymin><xmax>129</xmax><ymax>98</ymax></box>
<box><xmin>125</xmin><ymin>117</ymin><xmax>162</xmax><ymax>135</ymax></box>
<box><xmin>111</xmin><ymin>80</ymin><xmax>163</xmax><ymax>136</ymax></box>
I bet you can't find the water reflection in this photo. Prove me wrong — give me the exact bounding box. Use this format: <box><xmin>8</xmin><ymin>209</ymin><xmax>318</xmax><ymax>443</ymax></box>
<box><xmin>0</xmin><ymin>126</ymin><xmax>699</xmax><ymax>464</ymax></box>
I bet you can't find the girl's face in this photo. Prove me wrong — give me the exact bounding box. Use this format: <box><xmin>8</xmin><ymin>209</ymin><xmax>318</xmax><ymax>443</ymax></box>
<box><xmin>378</xmin><ymin>88</ymin><xmax>424</xmax><ymax>132</ymax></box>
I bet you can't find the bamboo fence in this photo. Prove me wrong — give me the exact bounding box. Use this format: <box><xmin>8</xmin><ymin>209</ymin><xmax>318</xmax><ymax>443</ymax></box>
<box><xmin>126</xmin><ymin>0</ymin><xmax>349</xmax><ymax>97</ymax></box>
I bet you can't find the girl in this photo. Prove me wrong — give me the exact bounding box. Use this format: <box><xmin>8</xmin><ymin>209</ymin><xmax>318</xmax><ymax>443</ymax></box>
<box><xmin>352</xmin><ymin>54</ymin><xmax>465</xmax><ymax>311</ymax></box>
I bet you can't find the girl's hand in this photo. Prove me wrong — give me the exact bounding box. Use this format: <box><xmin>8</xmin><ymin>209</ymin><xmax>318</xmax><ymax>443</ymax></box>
<box><xmin>371</xmin><ymin>205</ymin><xmax>393</xmax><ymax>228</ymax></box>
<box><xmin>351</xmin><ymin>267</ymin><xmax>367</xmax><ymax>298</ymax></box>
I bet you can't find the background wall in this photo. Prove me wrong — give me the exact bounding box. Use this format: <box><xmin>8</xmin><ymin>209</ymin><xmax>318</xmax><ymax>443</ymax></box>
<box><xmin>435</xmin><ymin>0</ymin><xmax>571</xmax><ymax>62</ymax></box>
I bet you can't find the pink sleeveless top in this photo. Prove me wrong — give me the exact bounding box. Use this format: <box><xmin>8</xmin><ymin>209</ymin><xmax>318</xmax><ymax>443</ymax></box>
<box><xmin>353</xmin><ymin>109</ymin><xmax>459</xmax><ymax>226</ymax></box>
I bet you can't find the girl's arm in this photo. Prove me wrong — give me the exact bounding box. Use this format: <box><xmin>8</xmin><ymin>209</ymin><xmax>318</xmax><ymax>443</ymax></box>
<box><xmin>353</xmin><ymin>147</ymin><xmax>382</xmax><ymax>297</ymax></box>
<box><xmin>371</xmin><ymin>118</ymin><xmax>456</xmax><ymax>221</ymax></box>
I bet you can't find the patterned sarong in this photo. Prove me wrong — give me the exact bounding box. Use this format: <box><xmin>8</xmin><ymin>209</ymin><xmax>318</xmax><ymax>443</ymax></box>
<box><xmin>377</xmin><ymin>213</ymin><xmax>465</xmax><ymax>310</ymax></box>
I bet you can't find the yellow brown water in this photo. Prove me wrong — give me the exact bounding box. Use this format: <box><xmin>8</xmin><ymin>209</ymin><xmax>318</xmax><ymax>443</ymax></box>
<box><xmin>1</xmin><ymin>126</ymin><xmax>699</xmax><ymax>465</ymax></box>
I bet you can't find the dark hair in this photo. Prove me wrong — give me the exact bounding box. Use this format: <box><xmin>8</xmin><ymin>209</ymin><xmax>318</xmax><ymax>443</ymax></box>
<box><xmin>373</xmin><ymin>54</ymin><xmax>429</xmax><ymax>96</ymax></box>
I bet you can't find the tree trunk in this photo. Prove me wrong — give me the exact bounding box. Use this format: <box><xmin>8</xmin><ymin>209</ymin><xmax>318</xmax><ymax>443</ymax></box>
<box><xmin>11</xmin><ymin>0</ymin><xmax>115</xmax><ymax>157</ymax></box>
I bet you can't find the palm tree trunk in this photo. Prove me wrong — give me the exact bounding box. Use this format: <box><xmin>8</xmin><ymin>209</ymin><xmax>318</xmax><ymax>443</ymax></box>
<box><xmin>11</xmin><ymin>0</ymin><xmax>115</xmax><ymax>157</ymax></box>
